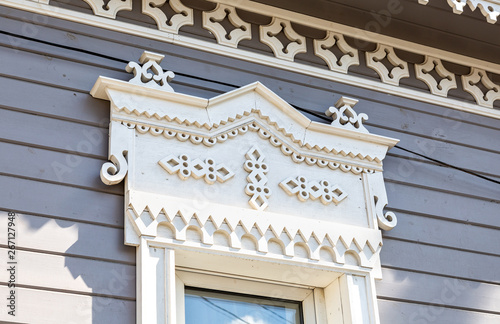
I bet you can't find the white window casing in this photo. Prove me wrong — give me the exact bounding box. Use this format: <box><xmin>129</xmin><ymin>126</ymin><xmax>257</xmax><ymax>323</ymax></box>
<box><xmin>92</xmin><ymin>51</ymin><xmax>399</xmax><ymax>324</ymax></box>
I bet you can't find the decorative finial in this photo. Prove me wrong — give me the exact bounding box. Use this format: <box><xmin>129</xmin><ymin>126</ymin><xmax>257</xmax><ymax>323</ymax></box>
<box><xmin>125</xmin><ymin>51</ymin><xmax>175</xmax><ymax>92</ymax></box>
<box><xmin>325</xmin><ymin>96</ymin><xmax>369</xmax><ymax>133</ymax></box>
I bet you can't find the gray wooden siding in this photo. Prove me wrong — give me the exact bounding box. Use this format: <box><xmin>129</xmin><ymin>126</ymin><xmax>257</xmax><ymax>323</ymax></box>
<box><xmin>0</xmin><ymin>4</ymin><xmax>499</xmax><ymax>324</ymax></box>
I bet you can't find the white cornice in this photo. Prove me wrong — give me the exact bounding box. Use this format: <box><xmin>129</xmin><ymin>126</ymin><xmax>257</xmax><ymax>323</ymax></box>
<box><xmin>92</xmin><ymin>76</ymin><xmax>399</xmax><ymax>167</ymax></box>
<box><xmin>4</xmin><ymin>0</ymin><xmax>500</xmax><ymax>119</ymax></box>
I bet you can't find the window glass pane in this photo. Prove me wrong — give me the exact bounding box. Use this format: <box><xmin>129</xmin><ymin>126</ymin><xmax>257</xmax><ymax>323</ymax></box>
<box><xmin>185</xmin><ymin>287</ymin><xmax>303</xmax><ymax>324</ymax></box>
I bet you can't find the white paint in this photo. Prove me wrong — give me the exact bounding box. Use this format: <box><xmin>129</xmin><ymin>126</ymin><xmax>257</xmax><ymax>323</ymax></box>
<box><xmin>94</xmin><ymin>51</ymin><xmax>398</xmax><ymax>324</ymax></box>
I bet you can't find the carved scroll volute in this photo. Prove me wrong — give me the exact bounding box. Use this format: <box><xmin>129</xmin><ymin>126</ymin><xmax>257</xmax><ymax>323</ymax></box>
<box><xmin>366</xmin><ymin>172</ymin><xmax>397</xmax><ymax>231</ymax></box>
<box><xmin>101</xmin><ymin>121</ymin><xmax>134</xmax><ymax>185</ymax></box>
<box><xmin>82</xmin><ymin>0</ymin><xmax>132</xmax><ymax>19</ymax></box>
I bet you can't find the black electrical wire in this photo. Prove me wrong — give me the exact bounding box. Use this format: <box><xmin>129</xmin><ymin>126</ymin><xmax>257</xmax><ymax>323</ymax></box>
<box><xmin>1</xmin><ymin>29</ymin><xmax>499</xmax><ymax>186</ymax></box>
<box><xmin>199</xmin><ymin>296</ymin><xmax>252</xmax><ymax>324</ymax></box>
<box><xmin>392</xmin><ymin>145</ymin><xmax>500</xmax><ymax>185</ymax></box>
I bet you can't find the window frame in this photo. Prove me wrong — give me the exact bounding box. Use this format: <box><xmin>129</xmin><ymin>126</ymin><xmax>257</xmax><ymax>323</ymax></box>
<box><xmin>176</xmin><ymin>269</ymin><xmax>318</xmax><ymax>324</ymax></box>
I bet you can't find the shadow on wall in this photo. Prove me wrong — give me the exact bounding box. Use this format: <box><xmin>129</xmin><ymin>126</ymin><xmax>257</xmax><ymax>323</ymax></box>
<box><xmin>0</xmin><ymin>207</ymin><xmax>136</xmax><ymax>323</ymax></box>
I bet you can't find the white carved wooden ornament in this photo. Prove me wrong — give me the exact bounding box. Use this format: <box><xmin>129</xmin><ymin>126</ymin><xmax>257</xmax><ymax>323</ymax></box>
<box><xmin>462</xmin><ymin>67</ymin><xmax>500</xmax><ymax>107</ymax></box>
<box><xmin>92</xmin><ymin>52</ymin><xmax>399</xmax><ymax>324</ymax></box>
<box><xmin>142</xmin><ymin>0</ymin><xmax>193</xmax><ymax>33</ymax></box>
<box><xmin>9</xmin><ymin>0</ymin><xmax>500</xmax><ymax>113</ymax></box>
<box><xmin>314</xmin><ymin>31</ymin><xmax>359</xmax><ymax>74</ymax></box>
<box><xmin>202</xmin><ymin>3</ymin><xmax>251</xmax><ymax>48</ymax></box>
<box><xmin>81</xmin><ymin>0</ymin><xmax>132</xmax><ymax>18</ymax></box>
<box><xmin>415</xmin><ymin>56</ymin><xmax>457</xmax><ymax>97</ymax></box>
<box><xmin>366</xmin><ymin>44</ymin><xmax>410</xmax><ymax>86</ymax></box>
<box><xmin>260</xmin><ymin>17</ymin><xmax>307</xmax><ymax>61</ymax></box>
<box><xmin>419</xmin><ymin>0</ymin><xmax>500</xmax><ymax>24</ymax></box>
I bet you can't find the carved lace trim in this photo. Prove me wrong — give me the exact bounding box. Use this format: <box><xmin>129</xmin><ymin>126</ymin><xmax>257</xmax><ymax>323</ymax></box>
<box><xmin>11</xmin><ymin>0</ymin><xmax>500</xmax><ymax>112</ymax></box>
<box><xmin>119</xmin><ymin>120</ymin><xmax>379</xmax><ymax>174</ymax></box>
<box><xmin>419</xmin><ymin>0</ymin><xmax>500</xmax><ymax>24</ymax></box>
<box><xmin>126</xmin><ymin>205</ymin><xmax>382</xmax><ymax>268</ymax></box>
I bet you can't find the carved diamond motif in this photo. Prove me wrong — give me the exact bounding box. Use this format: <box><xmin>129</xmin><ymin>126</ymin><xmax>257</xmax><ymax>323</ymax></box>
<box><xmin>314</xmin><ymin>31</ymin><xmax>359</xmax><ymax>74</ymax></box>
<box><xmin>420</xmin><ymin>0</ymin><xmax>500</xmax><ymax>24</ymax></box>
<box><xmin>142</xmin><ymin>0</ymin><xmax>193</xmax><ymax>33</ymax></box>
<box><xmin>203</xmin><ymin>3</ymin><xmax>252</xmax><ymax>48</ymax></box>
<box><xmin>415</xmin><ymin>57</ymin><xmax>457</xmax><ymax>97</ymax></box>
<box><xmin>244</xmin><ymin>145</ymin><xmax>271</xmax><ymax>210</ymax></box>
<box><xmin>280</xmin><ymin>176</ymin><xmax>347</xmax><ymax>205</ymax></box>
<box><xmin>159</xmin><ymin>154</ymin><xmax>234</xmax><ymax>184</ymax></box>
<box><xmin>462</xmin><ymin>67</ymin><xmax>500</xmax><ymax>108</ymax></box>
<box><xmin>260</xmin><ymin>17</ymin><xmax>306</xmax><ymax>61</ymax></box>
<box><xmin>366</xmin><ymin>44</ymin><xmax>409</xmax><ymax>86</ymax></box>
<box><xmin>81</xmin><ymin>0</ymin><xmax>132</xmax><ymax>18</ymax></box>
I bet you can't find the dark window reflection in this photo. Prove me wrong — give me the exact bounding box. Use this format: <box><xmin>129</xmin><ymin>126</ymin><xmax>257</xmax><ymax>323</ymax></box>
<box><xmin>185</xmin><ymin>287</ymin><xmax>303</xmax><ymax>324</ymax></box>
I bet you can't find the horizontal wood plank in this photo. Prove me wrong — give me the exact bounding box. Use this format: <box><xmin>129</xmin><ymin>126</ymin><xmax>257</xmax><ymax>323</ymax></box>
<box><xmin>377</xmin><ymin>268</ymin><xmax>500</xmax><ymax>314</ymax></box>
<box><xmin>381</xmin><ymin>239</ymin><xmax>500</xmax><ymax>284</ymax></box>
<box><xmin>0</xmin><ymin>212</ymin><xmax>134</xmax><ymax>263</ymax></box>
<box><xmin>0</xmin><ymin>175</ymin><xmax>123</xmax><ymax>226</ymax></box>
<box><xmin>0</xmin><ymin>75</ymin><xmax>109</xmax><ymax>125</ymax></box>
<box><xmin>0</xmin><ymin>248</ymin><xmax>135</xmax><ymax>299</ymax></box>
<box><xmin>385</xmin><ymin>182</ymin><xmax>500</xmax><ymax>228</ymax></box>
<box><xmin>378</xmin><ymin>298</ymin><xmax>500</xmax><ymax>324</ymax></box>
<box><xmin>383</xmin><ymin>155</ymin><xmax>500</xmax><ymax>202</ymax></box>
<box><xmin>0</xmin><ymin>286</ymin><xmax>134</xmax><ymax>323</ymax></box>
<box><xmin>0</xmin><ymin>107</ymin><xmax>108</xmax><ymax>158</ymax></box>
<box><xmin>382</xmin><ymin>212</ymin><xmax>500</xmax><ymax>256</ymax></box>
<box><xmin>0</xmin><ymin>141</ymin><xmax>121</xmax><ymax>194</ymax></box>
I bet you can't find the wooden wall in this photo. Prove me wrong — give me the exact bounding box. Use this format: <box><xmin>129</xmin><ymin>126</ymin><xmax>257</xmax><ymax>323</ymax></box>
<box><xmin>0</xmin><ymin>1</ymin><xmax>499</xmax><ymax>323</ymax></box>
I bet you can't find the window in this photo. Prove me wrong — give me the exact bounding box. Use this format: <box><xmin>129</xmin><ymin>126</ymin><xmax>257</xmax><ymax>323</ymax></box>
<box><xmin>175</xmin><ymin>269</ymin><xmax>318</xmax><ymax>324</ymax></box>
<box><xmin>95</xmin><ymin>51</ymin><xmax>397</xmax><ymax>324</ymax></box>
<box><xmin>185</xmin><ymin>287</ymin><xmax>303</xmax><ymax>324</ymax></box>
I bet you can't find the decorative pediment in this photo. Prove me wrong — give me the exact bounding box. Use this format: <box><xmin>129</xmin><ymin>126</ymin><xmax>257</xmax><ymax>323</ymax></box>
<box><xmin>92</xmin><ymin>51</ymin><xmax>399</xmax><ymax>275</ymax></box>
<box><xmin>92</xmin><ymin>51</ymin><xmax>399</xmax><ymax>324</ymax></box>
